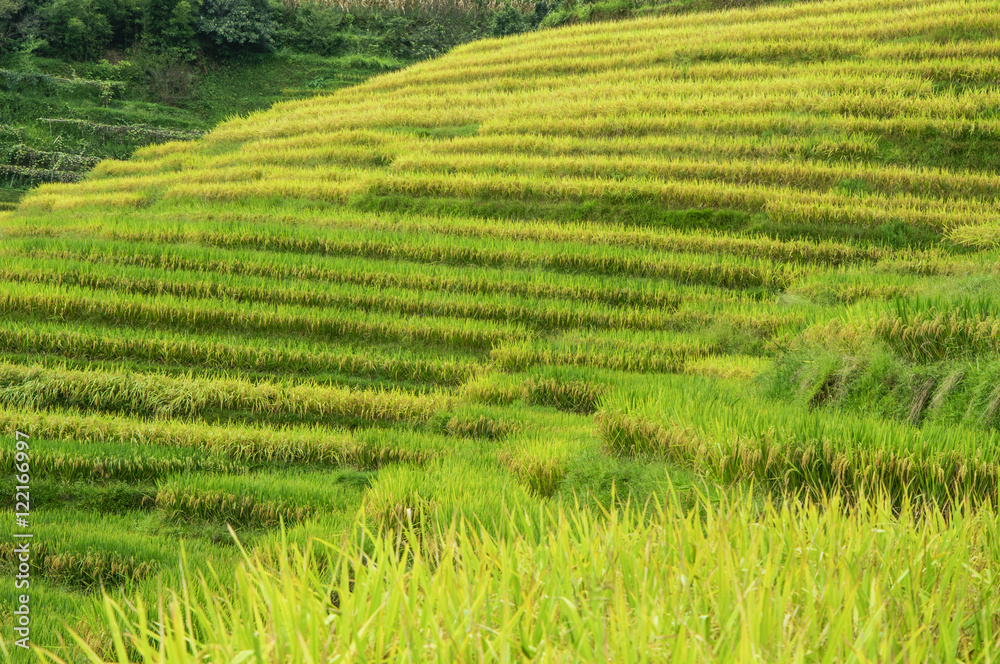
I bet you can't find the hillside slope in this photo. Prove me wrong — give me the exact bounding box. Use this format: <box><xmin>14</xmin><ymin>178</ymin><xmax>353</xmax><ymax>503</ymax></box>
<box><xmin>4</xmin><ymin>0</ymin><xmax>1000</xmax><ymax>658</ymax></box>
<box><xmin>0</xmin><ymin>53</ymin><xmax>402</xmax><ymax>211</ymax></box>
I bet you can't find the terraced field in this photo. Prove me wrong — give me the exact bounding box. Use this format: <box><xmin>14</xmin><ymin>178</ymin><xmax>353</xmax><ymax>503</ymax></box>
<box><xmin>5</xmin><ymin>0</ymin><xmax>1000</xmax><ymax>660</ymax></box>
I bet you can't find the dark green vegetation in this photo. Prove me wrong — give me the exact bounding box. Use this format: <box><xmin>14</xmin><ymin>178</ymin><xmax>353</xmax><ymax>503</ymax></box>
<box><xmin>0</xmin><ymin>0</ymin><xmax>538</xmax><ymax>64</ymax></box>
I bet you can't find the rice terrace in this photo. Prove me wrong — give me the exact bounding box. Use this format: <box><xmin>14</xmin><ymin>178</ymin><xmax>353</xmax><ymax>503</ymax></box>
<box><xmin>4</xmin><ymin>0</ymin><xmax>1000</xmax><ymax>660</ymax></box>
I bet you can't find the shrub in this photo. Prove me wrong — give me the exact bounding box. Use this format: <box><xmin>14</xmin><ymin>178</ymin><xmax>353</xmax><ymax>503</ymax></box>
<box><xmin>142</xmin><ymin>0</ymin><xmax>201</xmax><ymax>57</ymax></box>
<box><xmin>0</xmin><ymin>0</ymin><xmax>30</xmax><ymax>54</ymax></box>
<box><xmin>93</xmin><ymin>0</ymin><xmax>143</xmax><ymax>49</ymax></box>
<box><xmin>375</xmin><ymin>10</ymin><xmax>487</xmax><ymax>60</ymax></box>
<box><xmin>197</xmin><ymin>0</ymin><xmax>277</xmax><ymax>56</ymax></box>
<box><xmin>489</xmin><ymin>4</ymin><xmax>525</xmax><ymax>36</ymax></box>
<box><xmin>38</xmin><ymin>0</ymin><xmax>114</xmax><ymax>60</ymax></box>
<box><xmin>275</xmin><ymin>1</ymin><xmax>350</xmax><ymax>56</ymax></box>
<box><xmin>143</xmin><ymin>56</ymin><xmax>199</xmax><ymax>105</ymax></box>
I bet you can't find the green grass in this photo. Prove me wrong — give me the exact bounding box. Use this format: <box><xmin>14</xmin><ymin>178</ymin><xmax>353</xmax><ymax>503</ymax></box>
<box><xmin>26</xmin><ymin>491</ymin><xmax>1000</xmax><ymax>664</ymax></box>
<box><xmin>156</xmin><ymin>468</ymin><xmax>373</xmax><ymax>528</ymax></box>
<box><xmin>2</xmin><ymin>0</ymin><xmax>1000</xmax><ymax>659</ymax></box>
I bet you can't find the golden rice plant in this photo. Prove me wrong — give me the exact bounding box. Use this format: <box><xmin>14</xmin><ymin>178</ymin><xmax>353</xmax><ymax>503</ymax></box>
<box><xmin>0</xmin><ymin>541</ymin><xmax>158</xmax><ymax>592</ymax></box>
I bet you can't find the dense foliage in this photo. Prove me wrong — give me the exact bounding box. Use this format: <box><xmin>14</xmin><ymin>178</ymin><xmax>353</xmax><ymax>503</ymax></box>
<box><xmin>0</xmin><ymin>0</ymin><xmax>547</xmax><ymax>62</ymax></box>
<box><xmin>1</xmin><ymin>0</ymin><xmax>799</xmax><ymax>64</ymax></box>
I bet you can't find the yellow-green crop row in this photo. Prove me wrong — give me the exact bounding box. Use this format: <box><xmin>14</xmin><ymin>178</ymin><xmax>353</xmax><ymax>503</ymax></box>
<box><xmin>0</xmin><ymin>361</ymin><xmax>449</xmax><ymax>425</ymax></box>
<box><xmin>162</xmin><ymin>203</ymin><xmax>889</xmax><ymax>267</ymax></box>
<box><xmin>0</xmin><ymin>319</ymin><xmax>478</xmax><ymax>386</ymax></box>
<box><xmin>0</xmin><ymin>281</ymin><xmax>522</xmax><ymax>352</ymax></box>
<box><xmin>0</xmin><ymin>510</ymin><xmax>233</xmax><ymax>595</ymax></box>
<box><xmin>0</xmin><ymin>434</ymin><xmax>242</xmax><ymax>483</ymax></box>
<box><xmin>0</xmin><ymin>256</ymin><xmax>681</xmax><ymax>332</ymax></box>
<box><xmin>1</xmin><ymin>236</ymin><xmax>709</xmax><ymax>309</ymax></box>
<box><xmin>5</xmin><ymin>210</ymin><xmax>807</xmax><ymax>290</ymax></box>
<box><xmin>0</xmin><ymin>404</ymin><xmax>446</xmax><ymax>467</ymax></box>
<box><xmin>156</xmin><ymin>469</ymin><xmax>369</xmax><ymax>527</ymax></box>
<box><xmin>809</xmin><ymin>296</ymin><xmax>1000</xmax><ymax>362</ymax></box>
<box><xmin>599</xmin><ymin>375</ymin><xmax>1000</xmax><ymax>505</ymax></box>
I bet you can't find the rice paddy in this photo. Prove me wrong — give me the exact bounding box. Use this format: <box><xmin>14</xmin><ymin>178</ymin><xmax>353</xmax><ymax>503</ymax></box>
<box><xmin>4</xmin><ymin>0</ymin><xmax>1000</xmax><ymax>660</ymax></box>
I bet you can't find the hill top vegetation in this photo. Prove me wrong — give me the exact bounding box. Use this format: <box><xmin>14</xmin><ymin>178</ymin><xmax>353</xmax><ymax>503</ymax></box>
<box><xmin>1</xmin><ymin>0</ymin><xmax>797</xmax><ymax>64</ymax></box>
<box><xmin>0</xmin><ymin>0</ymin><xmax>795</xmax><ymax>209</ymax></box>
<box><xmin>5</xmin><ymin>0</ymin><xmax>1000</xmax><ymax>660</ymax></box>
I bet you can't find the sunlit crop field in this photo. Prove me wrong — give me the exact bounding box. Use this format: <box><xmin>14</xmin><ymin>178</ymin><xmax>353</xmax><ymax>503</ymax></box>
<box><xmin>4</xmin><ymin>0</ymin><xmax>1000</xmax><ymax>660</ymax></box>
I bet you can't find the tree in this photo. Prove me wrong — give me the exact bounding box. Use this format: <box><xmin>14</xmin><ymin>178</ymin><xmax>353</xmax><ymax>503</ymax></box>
<box><xmin>94</xmin><ymin>0</ymin><xmax>142</xmax><ymax>50</ymax></box>
<box><xmin>275</xmin><ymin>1</ymin><xmax>349</xmax><ymax>56</ymax></box>
<box><xmin>0</xmin><ymin>0</ymin><xmax>27</xmax><ymax>53</ymax></box>
<box><xmin>143</xmin><ymin>0</ymin><xmax>200</xmax><ymax>54</ymax></box>
<box><xmin>38</xmin><ymin>0</ymin><xmax>113</xmax><ymax>59</ymax></box>
<box><xmin>197</xmin><ymin>0</ymin><xmax>275</xmax><ymax>57</ymax></box>
<box><xmin>490</xmin><ymin>4</ymin><xmax>525</xmax><ymax>37</ymax></box>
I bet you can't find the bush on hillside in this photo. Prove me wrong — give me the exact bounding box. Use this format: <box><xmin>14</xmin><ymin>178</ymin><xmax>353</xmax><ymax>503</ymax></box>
<box><xmin>0</xmin><ymin>0</ymin><xmax>25</xmax><ymax>51</ymax></box>
<box><xmin>490</xmin><ymin>4</ymin><xmax>526</xmax><ymax>36</ymax></box>
<box><xmin>375</xmin><ymin>10</ymin><xmax>486</xmax><ymax>60</ymax></box>
<box><xmin>2</xmin><ymin>0</ymin><xmax>544</xmax><ymax>64</ymax></box>
<box><xmin>1</xmin><ymin>0</ymin><xmax>47</xmax><ymax>55</ymax></box>
<box><xmin>37</xmin><ymin>0</ymin><xmax>114</xmax><ymax>59</ymax></box>
<box><xmin>197</xmin><ymin>0</ymin><xmax>276</xmax><ymax>56</ymax></box>
<box><xmin>142</xmin><ymin>0</ymin><xmax>200</xmax><ymax>56</ymax></box>
<box><xmin>274</xmin><ymin>1</ymin><xmax>351</xmax><ymax>56</ymax></box>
